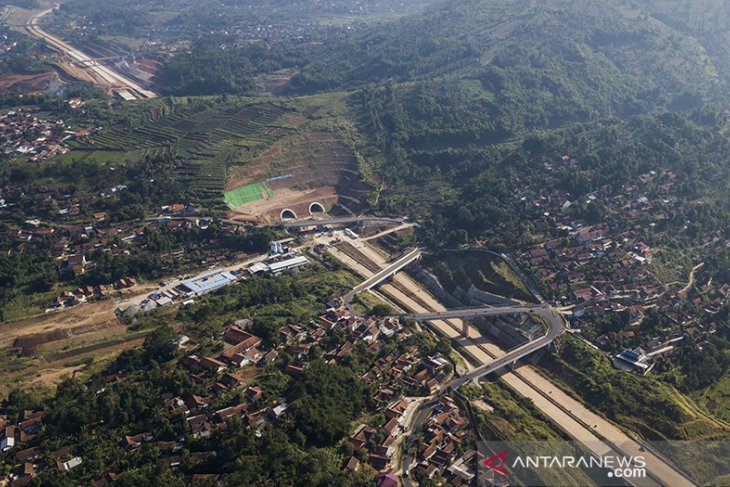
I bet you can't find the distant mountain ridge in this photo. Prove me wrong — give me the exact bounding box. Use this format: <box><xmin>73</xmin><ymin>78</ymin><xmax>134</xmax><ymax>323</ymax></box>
<box><xmin>296</xmin><ymin>0</ymin><xmax>729</xmax><ymax>121</ymax></box>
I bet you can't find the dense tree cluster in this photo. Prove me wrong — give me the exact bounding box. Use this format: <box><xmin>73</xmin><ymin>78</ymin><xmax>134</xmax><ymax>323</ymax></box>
<box><xmin>158</xmin><ymin>37</ymin><xmax>302</xmax><ymax>96</ymax></box>
<box><xmin>355</xmin><ymin>83</ymin><xmax>730</xmax><ymax>251</ymax></box>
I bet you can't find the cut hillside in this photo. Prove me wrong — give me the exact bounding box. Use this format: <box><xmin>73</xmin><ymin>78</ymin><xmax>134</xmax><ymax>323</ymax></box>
<box><xmin>424</xmin><ymin>250</ymin><xmax>535</xmax><ymax>303</ymax></box>
<box><xmin>226</xmin><ymin>129</ymin><xmax>370</xmax><ymax>222</ymax></box>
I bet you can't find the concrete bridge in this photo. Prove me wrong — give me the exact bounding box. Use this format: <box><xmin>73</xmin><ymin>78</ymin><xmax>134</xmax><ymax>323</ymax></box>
<box><xmin>396</xmin><ymin>305</ymin><xmax>566</xmax><ymax>387</ymax></box>
<box><xmin>343</xmin><ymin>248</ymin><xmax>422</xmax><ymax>307</ymax></box>
<box><xmin>277</xmin><ymin>215</ymin><xmax>410</xmax><ymax>229</ymax></box>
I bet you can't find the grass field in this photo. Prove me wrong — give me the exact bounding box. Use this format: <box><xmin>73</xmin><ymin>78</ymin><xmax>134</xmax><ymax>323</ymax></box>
<box><xmin>224</xmin><ymin>182</ymin><xmax>273</xmax><ymax>209</ymax></box>
<box><xmin>694</xmin><ymin>374</ymin><xmax>730</xmax><ymax>421</ymax></box>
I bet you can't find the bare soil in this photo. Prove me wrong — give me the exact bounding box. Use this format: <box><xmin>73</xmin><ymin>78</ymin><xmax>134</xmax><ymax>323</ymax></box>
<box><xmin>0</xmin><ymin>282</ymin><xmax>156</xmax><ymax>350</ymax></box>
<box><xmin>226</xmin><ymin>130</ymin><xmax>370</xmax><ymax>222</ymax></box>
<box><xmin>0</xmin><ymin>70</ymin><xmax>57</xmax><ymax>94</ymax></box>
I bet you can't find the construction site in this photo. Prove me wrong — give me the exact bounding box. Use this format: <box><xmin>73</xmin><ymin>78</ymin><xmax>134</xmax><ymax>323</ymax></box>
<box><xmin>21</xmin><ymin>5</ymin><xmax>158</xmax><ymax>100</ymax></box>
<box><xmin>312</xmin><ymin>221</ymin><xmax>695</xmax><ymax>487</ymax></box>
<box><xmin>225</xmin><ymin>128</ymin><xmax>371</xmax><ymax>223</ymax></box>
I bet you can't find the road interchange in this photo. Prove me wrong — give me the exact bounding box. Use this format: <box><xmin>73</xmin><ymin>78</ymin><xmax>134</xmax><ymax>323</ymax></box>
<box><xmin>334</xmin><ymin>235</ymin><xmax>694</xmax><ymax>487</ymax></box>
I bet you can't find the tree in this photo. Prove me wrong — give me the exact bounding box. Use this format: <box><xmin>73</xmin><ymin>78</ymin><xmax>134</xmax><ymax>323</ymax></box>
<box><xmin>369</xmin><ymin>303</ymin><xmax>395</xmax><ymax>317</ymax></box>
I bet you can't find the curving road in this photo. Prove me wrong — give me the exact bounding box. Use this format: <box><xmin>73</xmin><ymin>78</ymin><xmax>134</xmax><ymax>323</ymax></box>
<box><xmin>445</xmin><ymin>308</ymin><xmax>563</xmax><ymax>388</ymax></box>
<box><xmin>395</xmin><ymin>304</ymin><xmax>565</xmax><ymax>388</ymax></box>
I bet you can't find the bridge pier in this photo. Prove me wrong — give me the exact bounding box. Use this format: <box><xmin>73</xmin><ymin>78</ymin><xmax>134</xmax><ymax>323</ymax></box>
<box><xmin>461</xmin><ymin>318</ymin><xmax>468</xmax><ymax>336</ymax></box>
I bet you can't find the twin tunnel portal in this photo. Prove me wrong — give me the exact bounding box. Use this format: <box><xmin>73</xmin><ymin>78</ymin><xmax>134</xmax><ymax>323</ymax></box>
<box><xmin>280</xmin><ymin>202</ymin><xmax>326</xmax><ymax>221</ymax></box>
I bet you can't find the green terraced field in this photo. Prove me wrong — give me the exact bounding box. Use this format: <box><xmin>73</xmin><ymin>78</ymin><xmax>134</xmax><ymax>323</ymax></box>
<box><xmin>63</xmin><ymin>98</ymin><xmax>298</xmax><ymax>210</ymax></box>
<box><xmin>224</xmin><ymin>182</ymin><xmax>274</xmax><ymax>209</ymax></box>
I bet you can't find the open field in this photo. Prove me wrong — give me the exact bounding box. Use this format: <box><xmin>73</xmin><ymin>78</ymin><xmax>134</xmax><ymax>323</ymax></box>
<box><xmin>0</xmin><ymin>332</ymin><xmax>149</xmax><ymax>398</ymax></box>
<box><xmin>0</xmin><ymin>299</ymin><xmax>123</xmax><ymax>350</ymax></box>
<box><xmin>224</xmin><ymin>182</ymin><xmax>274</xmax><ymax>209</ymax></box>
<box><xmin>46</xmin><ymin>93</ymin><xmax>368</xmax><ymax>216</ymax></box>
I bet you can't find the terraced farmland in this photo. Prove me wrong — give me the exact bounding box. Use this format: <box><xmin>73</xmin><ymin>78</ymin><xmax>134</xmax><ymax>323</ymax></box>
<box><xmin>67</xmin><ymin>99</ymin><xmax>297</xmax><ymax>207</ymax></box>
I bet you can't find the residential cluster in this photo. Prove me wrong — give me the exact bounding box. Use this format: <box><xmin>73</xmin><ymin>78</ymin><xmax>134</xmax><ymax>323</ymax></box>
<box><xmin>409</xmin><ymin>395</ymin><xmax>476</xmax><ymax>485</ymax></box>
<box><xmin>0</xmin><ymin>410</ymin><xmax>85</xmax><ymax>487</ymax></box>
<box><xmin>92</xmin><ymin>306</ymin><xmax>454</xmax><ymax>481</ymax></box>
<box><xmin>512</xmin><ymin>157</ymin><xmax>729</xmax><ymax>371</ymax></box>
<box><xmin>0</xmin><ymin>108</ymin><xmax>94</xmax><ymax>162</ymax></box>
<box><xmin>1</xmin><ymin>203</ymin><xmax>265</xmax><ymax>312</ymax></box>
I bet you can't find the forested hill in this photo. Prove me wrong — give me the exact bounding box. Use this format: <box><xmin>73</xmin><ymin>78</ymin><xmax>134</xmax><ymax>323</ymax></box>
<box><xmin>294</xmin><ymin>0</ymin><xmax>727</xmax><ymax>119</ymax></box>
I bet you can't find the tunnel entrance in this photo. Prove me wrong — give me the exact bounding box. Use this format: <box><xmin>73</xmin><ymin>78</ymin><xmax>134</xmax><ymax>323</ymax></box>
<box><xmin>280</xmin><ymin>209</ymin><xmax>297</xmax><ymax>221</ymax></box>
<box><xmin>309</xmin><ymin>202</ymin><xmax>326</xmax><ymax>214</ymax></box>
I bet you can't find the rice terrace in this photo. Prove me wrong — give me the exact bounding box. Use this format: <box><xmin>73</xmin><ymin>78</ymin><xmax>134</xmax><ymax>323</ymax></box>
<box><xmin>63</xmin><ymin>95</ymin><xmax>371</xmax><ymax>220</ymax></box>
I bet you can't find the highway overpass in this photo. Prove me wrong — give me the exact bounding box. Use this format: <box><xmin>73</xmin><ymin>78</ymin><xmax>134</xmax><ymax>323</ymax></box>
<box><xmin>446</xmin><ymin>308</ymin><xmax>564</xmax><ymax>388</ymax></box>
<box><xmin>277</xmin><ymin>216</ymin><xmax>409</xmax><ymax>229</ymax></box>
<box><xmin>402</xmin><ymin>304</ymin><xmax>544</xmax><ymax>321</ymax></box>
<box><xmin>343</xmin><ymin>248</ymin><xmax>422</xmax><ymax>307</ymax></box>
<box><xmin>398</xmin><ymin>304</ymin><xmax>566</xmax><ymax>388</ymax></box>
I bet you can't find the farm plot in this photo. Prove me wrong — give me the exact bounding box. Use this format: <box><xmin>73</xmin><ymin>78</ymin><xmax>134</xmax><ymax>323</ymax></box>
<box><xmin>67</xmin><ymin>99</ymin><xmax>298</xmax><ymax>208</ymax></box>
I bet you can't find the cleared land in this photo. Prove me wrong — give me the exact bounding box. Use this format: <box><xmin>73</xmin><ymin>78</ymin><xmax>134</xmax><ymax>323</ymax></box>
<box><xmin>0</xmin><ymin>280</ymin><xmax>159</xmax><ymax>397</ymax></box>
<box><xmin>0</xmin><ymin>71</ymin><xmax>59</xmax><ymax>94</ymax></box>
<box><xmin>226</xmin><ymin>128</ymin><xmax>370</xmax><ymax>222</ymax></box>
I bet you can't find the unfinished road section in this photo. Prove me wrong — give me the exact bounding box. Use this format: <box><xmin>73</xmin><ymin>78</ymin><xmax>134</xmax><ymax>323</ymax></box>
<box><xmin>25</xmin><ymin>7</ymin><xmax>156</xmax><ymax>99</ymax></box>
<box><xmin>343</xmin><ymin>248</ymin><xmax>422</xmax><ymax>307</ymax></box>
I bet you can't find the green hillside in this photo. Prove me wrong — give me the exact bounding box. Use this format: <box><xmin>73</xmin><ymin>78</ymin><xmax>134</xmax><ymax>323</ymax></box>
<box><xmin>297</xmin><ymin>0</ymin><xmax>727</xmax><ymax>119</ymax></box>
